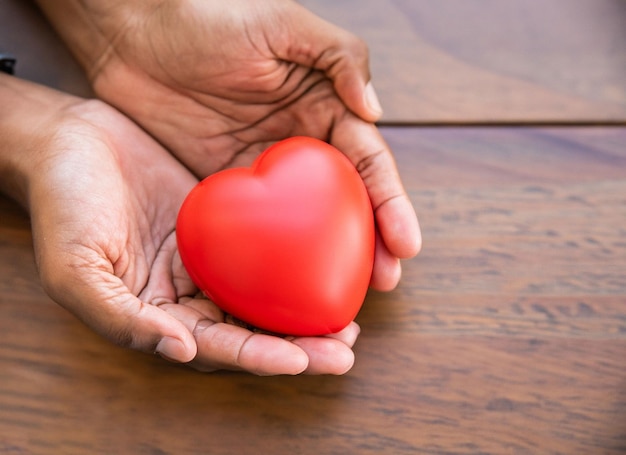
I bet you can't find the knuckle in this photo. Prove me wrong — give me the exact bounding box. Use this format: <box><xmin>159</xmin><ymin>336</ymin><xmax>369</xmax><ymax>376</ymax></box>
<box><xmin>355</xmin><ymin>148</ymin><xmax>387</xmax><ymax>180</ymax></box>
<box><xmin>107</xmin><ymin>324</ymin><xmax>136</xmax><ymax>350</ymax></box>
<box><xmin>341</xmin><ymin>33</ymin><xmax>370</xmax><ymax>64</ymax></box>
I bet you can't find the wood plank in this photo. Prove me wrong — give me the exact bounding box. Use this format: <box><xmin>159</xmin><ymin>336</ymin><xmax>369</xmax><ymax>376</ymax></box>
<box><xmin>2</xmin><ymin>0</ymin><xmax>625</xmax><ymax>123</ymax></box>
<box><xmin>1</xmin><ymin>127</ymin><xmax>625</xmax><ymax>454</ymax></box>
<box><xmin>300</xmin><ymin>0</ymin><xmax>626</xmax><ymax>123</ymax></box>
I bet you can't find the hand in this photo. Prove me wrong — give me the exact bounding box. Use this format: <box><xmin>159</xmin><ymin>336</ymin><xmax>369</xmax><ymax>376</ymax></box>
<box><xmin>36</xmin><ymin>0</ymin><xmax>422</xmax><ymax>290</ymax></box>
<box><xmin>1</xmin><ymin>75</ymin><xmax>358</xmax><ymax>375</ymax></box>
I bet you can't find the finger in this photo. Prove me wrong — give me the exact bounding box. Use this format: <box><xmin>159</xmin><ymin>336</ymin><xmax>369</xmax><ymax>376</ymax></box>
<box><xmin>184</xmin><ymin>297</ymin><xmax>359</xmax><ymax>375</ymax></box>
<box><xmin>276</xmin><ymin>2</ymin><xmax>382</xmax><ymax>122</ymax></box>
<box><xmin>41</xmin><ymin>259</ymin><xmax>197</xmax><ymax>363</ymax></box>
<box><xmin>179</xmin><ymin>295</ymin><xmax>225</xmax><ymax>324</ymax></box>
<box><xmin>291</xmin><ymin>337</ymin><xmax>356</xmax><ymax>375</ymax></box>
<box><xmin>324</xmin><ymin>321</ymin><xmax>361</xmax><ymax>348</ymax></box>
<box><xmin>191</xmin><ymin>321</ymin><xmax>309</xmax><ymax>375</ymax></box>
<box><xmin>331</xmin><ymin>114</ymin><xmax>422</xmax><ymax>259</ymax></box>
<box><xmin>370</xmin><ymin>230</ymin><xmax>402</xmax><ymax>291</ymax></box>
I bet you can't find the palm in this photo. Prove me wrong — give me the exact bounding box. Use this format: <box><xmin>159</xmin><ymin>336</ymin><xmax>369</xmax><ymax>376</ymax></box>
<box><xmin>28</xmin><ymin>100</ymin><xmax>359</xmax><ymax>374</ymax></box>
<box><xmin>29</xmin><ymin>100</ymin><xmax>199</xmax><ymax>349</ymax></box>
<box><xmin>86</xmin><ymin>1</ymin><xmax>422</xmax><ymax>292</ymax></box>
<box><xmin>91</xmin><ymin>1</ymin><xmax>359</xmax><ymax>177</ymax></box>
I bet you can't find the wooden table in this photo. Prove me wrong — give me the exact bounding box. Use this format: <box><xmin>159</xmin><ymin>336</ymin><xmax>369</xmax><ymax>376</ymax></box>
<box><xmin>1</xmin><ymin>1</ymin><xmax>626</xmax><ymax>454</ymax></box>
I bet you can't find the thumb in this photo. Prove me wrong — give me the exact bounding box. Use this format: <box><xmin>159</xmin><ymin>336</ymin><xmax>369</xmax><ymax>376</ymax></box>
<box><xmin>275</xmin><ymin>3</ymin><xmax>383</xmax><ymax>122</ymax></box>
<box><xmin>41</xmin><ymin>263</ymin><xmax>197</xmax><ymax>363</ymax></box>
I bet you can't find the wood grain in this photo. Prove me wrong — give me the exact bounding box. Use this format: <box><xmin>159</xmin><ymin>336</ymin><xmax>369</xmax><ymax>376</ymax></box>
<box><xmin>2</xmin><ymin>127</ymin><xmax>625</xmax><ymax>454</ymax></box>
<box><xmin>2</xmin><ymin>0</ymin><xmax>625</xmax><ymax>123</ymax></box>
<box><xmin>300</xmin><ymin>0</ymin><xmax>626</xmax><ymax>123</ymax></box>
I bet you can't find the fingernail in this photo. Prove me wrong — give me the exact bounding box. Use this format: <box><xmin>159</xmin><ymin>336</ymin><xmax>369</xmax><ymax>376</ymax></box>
<box><xmin>156</xmin><ymin>336</ymin><xmax>189</xmax><ymax>363</ymax></box>
<box><xmin>364</xmin><ymin>82</ymin><xmax>383</xmax><ymax>118</ymax></box>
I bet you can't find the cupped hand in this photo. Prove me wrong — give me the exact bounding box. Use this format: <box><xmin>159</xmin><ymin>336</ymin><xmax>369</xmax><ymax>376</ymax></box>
<box><xmin>74</xmin><ymin>0</ymin><xmax>422</xmax><ymax>289</ymax></box>
<box><xmin>19</xmin><ymin>83</ymin><xmax>358</xmax><ymax>374</ymax></box>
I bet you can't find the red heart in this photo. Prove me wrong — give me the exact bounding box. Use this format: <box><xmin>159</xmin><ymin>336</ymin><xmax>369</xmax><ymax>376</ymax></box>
<box><xmin>176</xmin><ymin>137</ymin><xmax>375</xmax><ymax>336</ymax></box>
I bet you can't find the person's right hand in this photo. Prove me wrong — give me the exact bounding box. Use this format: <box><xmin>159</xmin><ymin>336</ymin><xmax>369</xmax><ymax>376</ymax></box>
<box><xmin>0</xmin><ymin>75</ymin><xmax>359</xmax><ymax>375</ymax></box>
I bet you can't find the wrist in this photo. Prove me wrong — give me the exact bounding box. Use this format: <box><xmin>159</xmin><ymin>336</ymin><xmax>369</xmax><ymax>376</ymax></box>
<box><xmin>34</xmin><ymin>0</ymin><xmax>167</xmax><ymax>80</ymax></box>
<box><xmin>0</xmin><ymin>74</ymin><xmax>81</xmax><ymax>206</ymax></box>
<box><xmin>34</xmin><ymin>0</ymin><xmax>107</xmax><ymax>76</ymax></box>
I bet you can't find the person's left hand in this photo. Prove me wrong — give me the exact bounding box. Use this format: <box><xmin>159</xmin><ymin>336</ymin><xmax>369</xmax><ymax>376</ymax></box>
<box><xmin>7</xmin><ymin>76</ymin><xmax>358</xmax><ymax>375</ymax></box>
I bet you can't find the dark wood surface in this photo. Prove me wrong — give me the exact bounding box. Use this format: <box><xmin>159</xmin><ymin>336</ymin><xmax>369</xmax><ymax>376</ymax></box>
<box><xmin>2</xmin><ymin>127</ymin><xmax>626</xmax><ymax>454</ymax></box>
<box><xmin>2</xmin><ymin>0</ymin><xmax>626</xmax><ymax>454</ymax></box>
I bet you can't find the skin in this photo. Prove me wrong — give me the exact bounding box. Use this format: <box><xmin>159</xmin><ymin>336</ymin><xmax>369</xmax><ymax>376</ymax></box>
<box><xmin>4</xmin><ymin>0</ymin><xmax>422</xmax><ymax>374</ymax></box>
<box><xmin>0</xmin><ymin>74</ymin><xmax>359</xmax><ymax>375</ymax></box>
<box><xmin>35</xmin><ymin>0</ymin><xmax>422</xmax><ymax>291</ymax></box>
